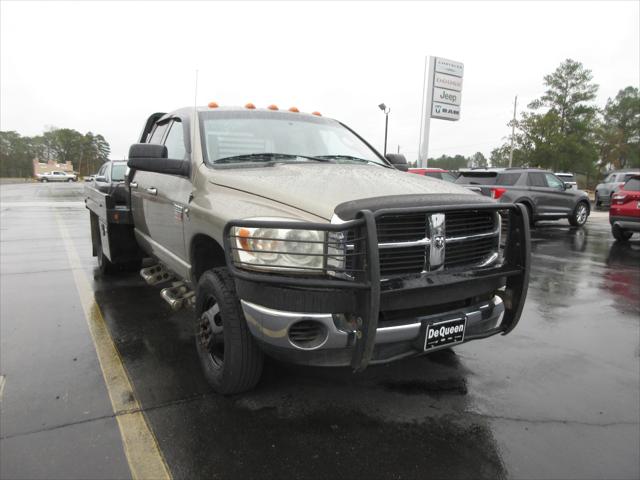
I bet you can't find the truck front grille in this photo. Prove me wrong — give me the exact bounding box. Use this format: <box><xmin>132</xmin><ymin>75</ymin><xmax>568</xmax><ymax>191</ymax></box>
<box><xmin>376</xmin><ymin>213</ymin><xmax>427</xmax><ymax>243</ymax></box>
<box><xmin>379</xmin><ymin>245</ymin><xmax>425</xmax><ymax>276</ymax></box>
<box><xmin>445</xmin><ymin>211</ymin><xmax>495</xmax><ymax>236</ymax></box>
<box><xmin>375</xmin><ymin>210</ymin><xmax>500</xmax><ymax>277</ymax></box>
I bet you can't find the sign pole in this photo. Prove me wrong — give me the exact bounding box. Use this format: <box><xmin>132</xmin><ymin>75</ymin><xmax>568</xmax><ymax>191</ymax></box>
<box><xmin>418</xmin><ymin>56</ymin><xmax>435</xmax><ymax>168</ymax></box>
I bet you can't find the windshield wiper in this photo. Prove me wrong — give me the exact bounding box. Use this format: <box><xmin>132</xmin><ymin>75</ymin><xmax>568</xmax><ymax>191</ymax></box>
<box><xmin>314</xmin><ymin>155</ymin><xmax>389</xmax><ymax>167</ymax></box>
<box><xmin>215</xmin><ymin>153</ymin><xmax>331</xmax><ymax>164</ymax></box>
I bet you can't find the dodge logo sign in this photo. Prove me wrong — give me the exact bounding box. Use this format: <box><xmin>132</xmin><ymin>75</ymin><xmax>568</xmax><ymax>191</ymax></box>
<box><xmin>433</xmin><ymin>235</ymin><xmax>445</xmax><ymax>249</ymax></box>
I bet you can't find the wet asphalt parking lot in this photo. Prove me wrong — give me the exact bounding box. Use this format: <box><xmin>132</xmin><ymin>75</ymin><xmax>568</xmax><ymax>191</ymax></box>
<box><xmin>0</xmin><ymin>182</ymin><xmax>638</xmax><ymax>480</ymax></box>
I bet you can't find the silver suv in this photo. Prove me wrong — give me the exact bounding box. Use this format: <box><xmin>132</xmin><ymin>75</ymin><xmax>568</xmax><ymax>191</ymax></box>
<box><xmin>595</xmin><ymin>170</ymin><xmax>640</xmax><ymax>208</ymax></box>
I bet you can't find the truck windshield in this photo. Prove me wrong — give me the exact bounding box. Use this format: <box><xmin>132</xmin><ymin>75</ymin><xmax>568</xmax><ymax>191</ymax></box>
<box><xmin>199</xmin><ymin>110</ymin><xmax>386</xmax><ymax>166</ymax></box>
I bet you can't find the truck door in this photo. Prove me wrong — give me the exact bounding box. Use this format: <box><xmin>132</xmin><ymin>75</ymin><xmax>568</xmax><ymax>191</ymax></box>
<box><xmin>146</xmin><ymin>119</ymin><xmax>192</xmax><ymax>269</ymax></box>
<box><xmin>130</xmin><ymin>121</ymin><xmax>169</xmax><ymax>241</ymax></box>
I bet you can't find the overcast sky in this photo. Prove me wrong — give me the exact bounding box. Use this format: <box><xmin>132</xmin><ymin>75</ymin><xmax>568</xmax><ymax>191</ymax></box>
<box><xmin>1</xmin><ymin>1</ymin><xmax>638</xmax><ymax>161</ymax></box>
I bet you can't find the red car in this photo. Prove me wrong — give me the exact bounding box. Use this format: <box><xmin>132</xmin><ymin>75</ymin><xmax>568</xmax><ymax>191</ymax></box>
<box><xmin>610</xmin><ymin>175</ymin><xmax>640</xmax><ymax>241</ymax></box>
<box><xmin>408</xmin><ymin>168</ymin><xmax>457</xmax><ymax>182</ymax></box>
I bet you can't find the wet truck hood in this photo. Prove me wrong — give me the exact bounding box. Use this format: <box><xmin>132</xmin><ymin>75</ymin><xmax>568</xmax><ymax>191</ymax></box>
<box><xmin>210</xmin><ymin>163</ymin><xmax>479</xmax><ymax>220</ymax></box>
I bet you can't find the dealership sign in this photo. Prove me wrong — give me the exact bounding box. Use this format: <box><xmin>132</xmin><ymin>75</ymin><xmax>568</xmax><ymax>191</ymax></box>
<box><xmin>419</xmin><ymin>56</ymin><xmax>465</xmax><ymax>166</ymax></box>
<box><xmin>429</xmin><ymin>57</ymin><xmax>464</xmax><ymax>121</ymax></box>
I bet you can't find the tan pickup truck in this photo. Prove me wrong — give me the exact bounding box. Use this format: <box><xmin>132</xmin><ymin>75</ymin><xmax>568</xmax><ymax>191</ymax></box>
<box><xmin>86</xmin><ymin>104</ymin><xmax>530</xmax><ymax>394</ymax></box>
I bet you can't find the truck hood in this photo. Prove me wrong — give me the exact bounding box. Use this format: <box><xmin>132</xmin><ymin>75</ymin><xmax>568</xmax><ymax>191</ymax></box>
<box><xmin>210</xmin><ymin>163</ymin><xmax>477</xmax><ymax>220</ymax></box>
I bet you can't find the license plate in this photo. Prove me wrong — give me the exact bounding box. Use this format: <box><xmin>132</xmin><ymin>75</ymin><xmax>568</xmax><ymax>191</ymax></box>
<box><xmin>424</xmin><ymin>317</ymin><xmax>467</xmax><ymax>351</ymax></box>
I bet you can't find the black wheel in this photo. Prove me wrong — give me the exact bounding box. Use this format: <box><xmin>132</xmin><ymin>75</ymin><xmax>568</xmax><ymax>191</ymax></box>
<box><xmin>569</xmin><ymin>201</ymin><xmax>589</xmax><ymax>227</ymax></box>
<box><xmin>612</xmin><ymin>225</ymin><xmax>632</xmax><ymax>242</ymax></box>
<box><xmin>96</xmin><ymin>234</ymin><xmax>116</xmax><ymax>274</ymax></box>
<box><xmin>195</xmin><ymin>268</ymin><xmax>263</xmax><ymax>394</ymax></box>
<box><xmin>42</xmin><ymin>178</ymin><xmax>48</xmax><ymax>183</ymax></box>
<box><xmin>67</xmin><ymin>178</ymin><xmax>73</xmax><ymax>182</ymax></box>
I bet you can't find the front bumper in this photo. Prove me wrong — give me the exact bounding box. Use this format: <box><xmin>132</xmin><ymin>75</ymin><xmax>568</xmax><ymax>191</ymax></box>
<box><xmin>224</xmin><ymin>202</ymin><xmax>530</xmax><ymax>370</ymax></box>
<box><xmin>241</xmin><ymin>295</ymin><xmax>505</xmax><ymax>367</ymax></box>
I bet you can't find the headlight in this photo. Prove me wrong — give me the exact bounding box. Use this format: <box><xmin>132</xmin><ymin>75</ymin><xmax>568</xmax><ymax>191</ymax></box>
<box><xmin>231</xmin><ymin>224</ymin><xmax>325</xmax><ymax>273</ymax></box>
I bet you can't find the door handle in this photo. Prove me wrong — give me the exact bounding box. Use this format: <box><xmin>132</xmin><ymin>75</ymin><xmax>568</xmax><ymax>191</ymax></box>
<box><xmin>146</xmin><ymin>187</ymin><xmax>157</xmax><ymax>195</ymax></box>
<box><xmin>130</xmin><ymin>182</ymin><xmax>138</xmax><ymax>188</ymax></box>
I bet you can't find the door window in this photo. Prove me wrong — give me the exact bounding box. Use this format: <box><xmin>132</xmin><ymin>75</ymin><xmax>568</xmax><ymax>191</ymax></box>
<box><xmin>496</xmin><ymin>172</ymin><xmax>521</xmax><ymax>185</ymax></box>
<box><xmin>624</xmin><ymin>178</ymin><xmax>640</xmax><ymax>191</ymax></box>
<box><xmin>544</xmin><ymin>173</ymin><xmax>564</xmax><ymax>190</ymax></box>
<box><xmin>527</xmin><ymin>172</ymin><xmax>547</xmax><ymax>187</ymax></box>
<box><xmin>164</xmin><ymin>121</ymin><xmax>187</xmax><ymax>159</ymax></box>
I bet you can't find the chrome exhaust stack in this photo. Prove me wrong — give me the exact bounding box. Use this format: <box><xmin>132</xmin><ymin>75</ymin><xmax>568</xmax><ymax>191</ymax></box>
<box><xmin>140</xmin><ymin>264</ymin><xmax>173</xmax><ymax>286</ymax></box>
<box><xmin>160</xmin><ymin>282</ymin><xmax>195</xmax><ymax>311</ymax></box>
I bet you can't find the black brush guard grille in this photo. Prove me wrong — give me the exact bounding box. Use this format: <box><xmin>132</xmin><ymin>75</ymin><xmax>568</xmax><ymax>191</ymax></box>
<box><xmin>223</xmin><ymin>203</ymin><xmax>530</xmax><ymax>372</ymax></box>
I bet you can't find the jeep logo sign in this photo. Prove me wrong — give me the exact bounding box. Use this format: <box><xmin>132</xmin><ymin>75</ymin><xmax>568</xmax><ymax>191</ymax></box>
<box><xmin>433</xmin><ymin>87</ymin><xmax>461</xmax><ymax>106</ymax></box>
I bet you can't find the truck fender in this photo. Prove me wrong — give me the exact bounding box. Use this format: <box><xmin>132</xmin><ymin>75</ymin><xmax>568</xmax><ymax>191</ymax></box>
<box><xmin>189</xmin><ymin>234</ymin><xmax>227</xmax><ymax>284</ymax></box>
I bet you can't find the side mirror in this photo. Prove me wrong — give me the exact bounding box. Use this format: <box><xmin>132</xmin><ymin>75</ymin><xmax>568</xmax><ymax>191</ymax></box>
<box><xmin>564</xmin><ymin>182</ymin><xmax>573</xmax><ymax>189</ymax></box>
<box><xmin>385</xmin><ymin>153</ymin><xmax>409</xmax><ymax>172</ymax></box>
<box><xmin>95</xmin><ymin>175</ymin><xmax>107</xmax><ymax>183</ymax></box>
<box><xmin>127</xmin><ymin>143</ymin><xmax>190</xmax><ymax>177</ymax></box>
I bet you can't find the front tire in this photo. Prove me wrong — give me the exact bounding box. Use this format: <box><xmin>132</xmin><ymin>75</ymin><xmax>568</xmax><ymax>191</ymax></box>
<box><xmin>612</xmin><ymin>225</ymin><xmax>632</xmax><ymax>242</ymax></box>
<box><xmin>41</xmin><ymin>178</ymin><xmax>48</xmax><ymax>183</ymax></box>
<box><xmin>569</xmin><ymin>201</ymin><xmax>589</xmax><ymax>227</ymax></box>
<box><xmin>194</xmin><ymin>268</ymin><xmax>263</xmax><ymax>395</ymax></box>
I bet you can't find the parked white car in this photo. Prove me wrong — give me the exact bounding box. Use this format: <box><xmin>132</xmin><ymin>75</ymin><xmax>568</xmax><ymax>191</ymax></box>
<box><xmin>37</xmin><ymin>171</ymin><xmax>78</xmax><ymax>182</ymax></box>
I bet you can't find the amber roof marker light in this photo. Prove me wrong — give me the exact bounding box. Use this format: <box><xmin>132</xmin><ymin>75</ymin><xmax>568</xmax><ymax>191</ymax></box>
<box><xmin>288</xmin><ymin>107</ymin><xmax>300</xmax><ymax>112</ymax></box>
<box><xmin>267</xmin><ymin>104</ymin><xmax>279</xmax><ymax>111</ymax></box>
<box><xmin>245</xmin><ymin>102</ymin><xmax>256</xmax><ymax>109</ymax></box>
<box><xmin>311</xmin><ymin>111</ymin><xmax>322</xmax><ymax>116</ymax></box>
<box><xmin>208</xmin><ymin>101</ymin><xmax>219</xmax><ymax>108</ymax></box>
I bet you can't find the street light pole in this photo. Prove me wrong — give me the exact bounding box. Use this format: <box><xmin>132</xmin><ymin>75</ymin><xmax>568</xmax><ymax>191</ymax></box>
<box><xmin>378</xmin><ymin>103</ymin><xmax>391</xmax><ymax>156</ymax></box>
